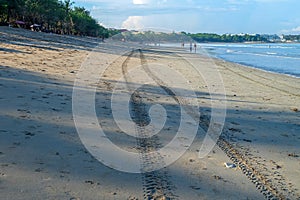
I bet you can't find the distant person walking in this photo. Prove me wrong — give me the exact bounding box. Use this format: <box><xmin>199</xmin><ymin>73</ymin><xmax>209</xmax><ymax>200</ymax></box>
<box><xmin>190</xmin><ymin>42</ymin><xmax>193</xmax><ymax>52</ymax></box>
<box><xmin>194</xmin><ymin>43</ymin><xmax>197</xmax><ymax>53</ymax></box>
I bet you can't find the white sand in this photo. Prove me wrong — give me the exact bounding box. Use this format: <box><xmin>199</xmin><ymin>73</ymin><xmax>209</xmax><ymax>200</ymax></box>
<box><xmin>0</xmin><ymin>27</ymin><xmax>299</xmax><ymax>199</ymax></box>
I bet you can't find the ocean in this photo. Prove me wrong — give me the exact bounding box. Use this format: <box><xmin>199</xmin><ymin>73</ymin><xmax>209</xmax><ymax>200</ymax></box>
<box><xmin>200</xmin><ymin>43</ymin><xmax>300</xmax><ymax>78</ymax></box>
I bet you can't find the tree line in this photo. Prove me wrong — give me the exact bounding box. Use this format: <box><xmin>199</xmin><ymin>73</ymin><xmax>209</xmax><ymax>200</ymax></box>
<box><xmin>113</xmin><ymin>31</ymin><xmax>190</xmax><ymax>43</ymax></box>
<box><xmin>114</xmin><ymin>31</ymin><xmax>272</xmax><ymax>43</ymax></box>
<box><xmin>185</xmin><ymin>32</ymin><xmax>269</xmax><ymax>43</ymax></box>
<box><xmin>283</xmin><ymin>35</ymin><xmax>300</xmax><ymax>42</ymax></box>
<box><xmin>0</xmin><ymin>0</ymin><xmax>119</xmax><ymax>38</ymax></box>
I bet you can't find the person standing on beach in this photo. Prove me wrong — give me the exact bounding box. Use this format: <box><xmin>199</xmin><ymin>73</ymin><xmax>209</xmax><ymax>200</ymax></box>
<box><xmin>194</xmin><ymin>43</ymin><xmax>197</xmax><ymax>53</ymax></box>
<box><xmin>190</xmin><ymin>42</ymin><xmax>193</xmax><ymax>52</ymax></box>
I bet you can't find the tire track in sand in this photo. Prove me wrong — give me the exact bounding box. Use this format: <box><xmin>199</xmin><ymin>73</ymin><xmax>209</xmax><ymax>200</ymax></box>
<box><xmin>103</xmin><ymin>47</ymin><xmax>295</xmax><ymax>199</ymax></box>
<box><xmin>140</xmin><ymin>48</ymin><xmax>297</xmax><ymax>200</ymax></box>
<box><xmin>122</xmin><ymin>49</ymin><xmax>178</xmax><ymax>200</ymax></box>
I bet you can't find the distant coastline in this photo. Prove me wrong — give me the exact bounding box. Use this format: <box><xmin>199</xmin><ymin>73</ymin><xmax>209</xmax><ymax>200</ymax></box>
<box><xmin>114</xmin><ymin>30</ymin><xmax>300</xmax><ymax>44</ymax></box>
<box><xmin>186</xmin><ymin>32</ymin><xmax>300</xmax><ymax>43</ymax></box>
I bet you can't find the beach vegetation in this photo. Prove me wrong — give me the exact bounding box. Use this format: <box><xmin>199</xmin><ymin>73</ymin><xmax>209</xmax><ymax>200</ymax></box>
<box><xmin>187</xmin><ymin>33</ymin><xmax>269</xmax><ymax>43</ymax></box>
<box><xmin>0</xmin><ymin>0</ymin><xmax>119</xmax><ymax>38</ymax></box>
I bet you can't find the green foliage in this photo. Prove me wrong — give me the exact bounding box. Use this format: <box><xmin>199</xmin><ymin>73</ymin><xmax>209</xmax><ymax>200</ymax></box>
<box><xmin>71</xmin><ymin>6</ymin><xmax>107</xmax><ymax>37</ymax></box>
<box><xmin>0</xmin><ymin>0</ymin><xmax>117</xmax><ymax>38</ymax></box>
<box><xmin>187</xmin><ymin>33</ymin><xmax>269</xmax><ymax>43</ymax></box>
<box><xmin>283</xmin><ymin>35</ymin><xmax>300</xmax><ymax>41</ymax></box>
<box><xmin>113</xmin><ymin>31</ymin><xmax>270</xmax><ymax>43</ymax></box>
<box><xmin>114</xmin><ymin>31</ymin><xmax>190</xmax><ymax>43</ymax></box>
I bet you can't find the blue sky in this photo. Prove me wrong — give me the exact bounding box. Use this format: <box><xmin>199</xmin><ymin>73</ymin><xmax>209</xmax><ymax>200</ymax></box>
<box><xmin>73</xmin><ymin>0</ymin><xmax>300</xmax><ymax>34</ymax></box>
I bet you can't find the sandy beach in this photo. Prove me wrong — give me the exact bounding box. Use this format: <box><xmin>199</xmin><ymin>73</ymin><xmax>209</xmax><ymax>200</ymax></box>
<box><xmin>0</xmin><ymin>27</ymin><xmax>299</xmax><ymax>200</ymax></box>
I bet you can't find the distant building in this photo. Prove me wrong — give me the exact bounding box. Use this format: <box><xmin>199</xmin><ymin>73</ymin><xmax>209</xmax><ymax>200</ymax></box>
<box><xmin>279</xmin><ymin>35</ymin><xmax>287</xmax><ymax>42</ymax></box>
<box><xmin>119</xmin><ymin>29</ymin><xmax>128</xmax><ymax>33</ymax></box>
<box><xmin>261</xmin><ymin>34</ymin><xmax>281</xmax><ymax>42</ymax></box>
<box><xmin>279</xmin><ymin>34</ymin><xmax>284</xmax><ymax>40</ymax></box>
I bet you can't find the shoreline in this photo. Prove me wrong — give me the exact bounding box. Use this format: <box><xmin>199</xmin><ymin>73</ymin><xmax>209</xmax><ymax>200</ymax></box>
<box><xmin>159</xmin><ymin>42</ymin><xmax>300</xmax><ymax>78</ymax></box>
<box><xmin>199</xmin><ymin>44</ymin><xmax>300</xmax><ymax>79</ymax></box>
<box><xmin>1</xmin><ymin>27</ymin><xmax>299</xmax><ymax>199</ymax></box>
<box><xmin>212</xmin><ymin>56</ymin><xmax>300</xmax><ymax>79</ymax></box>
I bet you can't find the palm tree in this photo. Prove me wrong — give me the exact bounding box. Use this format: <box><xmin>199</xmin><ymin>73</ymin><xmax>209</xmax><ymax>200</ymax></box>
<box><xmin>63</xmin><ymin>0</ymin><xmax>74</xmax><ymax>34</ymax></box>
<box><xmin>0</xmin><ymin>0</ymin><xmax>23</xmax><ymax>23</ymax></box>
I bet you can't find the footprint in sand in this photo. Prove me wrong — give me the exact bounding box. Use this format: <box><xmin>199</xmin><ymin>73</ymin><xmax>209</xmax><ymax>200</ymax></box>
<box><xmin>231</xmin><ymin>121</ymin><xmax>240</xmax><ymax>125</ymax></box>
<box><xmin>34</xmin><ymin>168</ymin><xmax>43</xmax><ymax>172</ymax></box>
<box><xmin>17</xmin><ymin>109</ymin><xmax>31</xmax><ymax>119</ymax></box>
<box><xmin>23</xmin><ymin>131</ymin><xmax>35</xmax><ymax>137</ymax></box>
<box><xmin>85</xmin><ymin>180</ymin><xmax>95</xmax><ymax>185</ymax></box>
<box><xmin>0</xmin><ymin>130</ymin><xmax>7</xmax><ymax>133</ymax></box>
<box><xmin>190</xmin><ymin>185</ymin><xmax>201</xmax><ymax>190</ymax></box>
<box><xmin>13</xmin><ymin>142</ymin><xmax>21</xmax><ymax>146</ymax></box>
<box><xmin>228</xmin><ymin>127</ymin><xmax>242</xmax><ymax>132</ymax></box>
<box><xmin>70</xmin><ymin>198</ymin><xmax>80</xmax><ymax>200</ymax></box>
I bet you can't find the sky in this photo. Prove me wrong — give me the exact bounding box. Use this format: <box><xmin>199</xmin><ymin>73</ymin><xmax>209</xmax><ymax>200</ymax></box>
<box><xmin>73</xmin><ymin>0</ymin><xmax>300</xmax><ymax>34</ymax></box>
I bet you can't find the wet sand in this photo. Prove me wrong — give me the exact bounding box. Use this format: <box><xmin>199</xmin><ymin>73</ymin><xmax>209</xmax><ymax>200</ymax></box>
<box><xmin>0</xmin><ymin>27</ymin><xmax>299</xmax><ymax>199</ymax></box>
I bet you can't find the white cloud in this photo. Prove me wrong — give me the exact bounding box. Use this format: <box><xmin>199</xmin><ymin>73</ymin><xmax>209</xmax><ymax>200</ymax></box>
<box><xmin>132</xmin><ymin>0</ymin><xmax>169</xmax><ymax>5</ymax></box>
<box><xmin>254</xmin><ymin>0</ymin><xmax>287</xmax><ymax>2</ymax></box>
<box><xmin>132</xmin><ymin>0</ymin><xmax>150</xmax><ymax>4</ymax></box>
<box><xmin>75</xmin><ymin>0</ymin><xmax>300</xmax><ymax>33</ymax></box>
<box><xmin>280</xmin><ymin>26</ymin><xmax>300</xmax><ymax>34</ymax></box>
<box><xmin>291</xmin><ymin>26</ymin><xmax>300</xmax><ymax>32</ymax></box>
<box><xmin>122</xmin><ymin>16</ymin><xmax>144</xmax><ymax>30</ymax></box>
